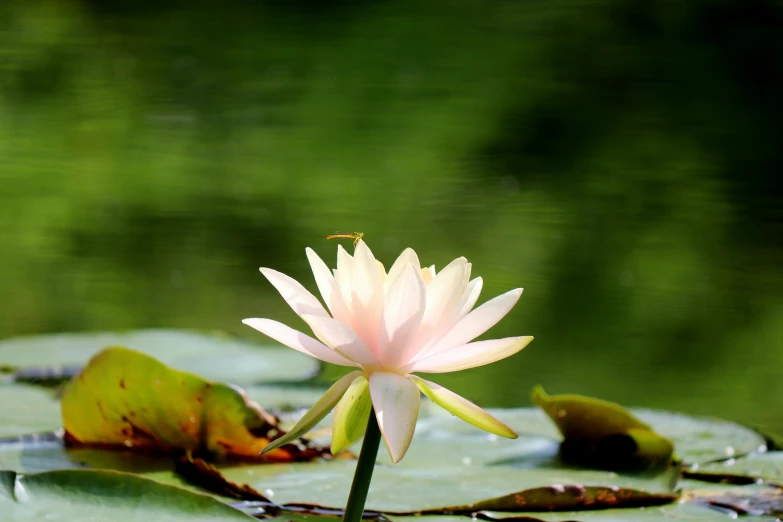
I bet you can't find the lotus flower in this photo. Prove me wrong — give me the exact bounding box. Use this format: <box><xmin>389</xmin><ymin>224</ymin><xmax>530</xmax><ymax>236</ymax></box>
<box><xmin>243</xmin><ymin>241</ymin><xmax>532</xmax><ymax>462</ymax></box>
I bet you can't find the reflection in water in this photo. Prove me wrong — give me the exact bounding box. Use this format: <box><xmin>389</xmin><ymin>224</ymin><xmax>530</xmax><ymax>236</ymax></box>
<box><xmin>0</xmin><ymin>0</ymin><xmax>781</xmax><ymax>433</ymax></box>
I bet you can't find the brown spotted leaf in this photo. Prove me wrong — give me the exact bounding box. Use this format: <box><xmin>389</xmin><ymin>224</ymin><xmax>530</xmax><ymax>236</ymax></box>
<box><xmin>61</xmin><ymin>346</ymin><xmax>328</xmax><ymax>461</ymax></box>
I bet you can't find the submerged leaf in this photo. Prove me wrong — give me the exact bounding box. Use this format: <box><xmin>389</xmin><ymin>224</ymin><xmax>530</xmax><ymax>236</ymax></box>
<box><xmin>61</xmin><ymin>346</ymin><xmax>329</xmax><ymax>461</ymax></box>
<box><xmin>532</xmin><ymin>386</ymin><xmax>674</xmax><ymax>471</ymax></box>
<box><xmin>0</xmin><ymin>468</ymin><xmax>255</xmax><ymax>521</ymax></box>
<box><xmin>683</xmin><ymin>484</ymin><xmax>783</xmax><ymax>517</ymax></box>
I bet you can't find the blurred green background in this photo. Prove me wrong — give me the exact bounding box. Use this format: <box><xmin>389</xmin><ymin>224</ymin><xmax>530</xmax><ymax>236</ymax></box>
<box><xmin>1</xmin><ymin>0</ymin><xmax>781</xmax><ymax>433</ymax></box>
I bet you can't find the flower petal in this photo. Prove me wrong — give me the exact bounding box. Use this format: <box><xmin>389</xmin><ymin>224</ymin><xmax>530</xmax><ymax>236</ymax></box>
<box><xmin>335</xmin><ymin>245</ymin><xmax>354</xmax><ymax>313</ymax></box>
<box><xmin>385</xmin><ymin>248</ymin><xmax>421</xmax><ymax>291</ymax></box>
<box><xmin>261</xmin><ymin>371</ymin><xmax>362</xmax><ymax>454</ymax></box>
<box><xmin>242</xmin><ymin>318</ymin><xmax>355</xmax><ymax>367</ymax></box>
<box><xmin>406</xmin><ymin>336</ymin><xmax>533</xmax><ymax>373</ymax></box>
<box><xmin>420</xmin><ymin>266</ymin><xmax>435</xmax><ymax>285</ymax></box>
<box><xmin>331</xmin><ymin>374</ymin><xmax>372</xmax><ymax>454</ymax></box>
<box><xmin>351</xmin><ymin>240</ymin><xmax>384</xmax><ymax>351</ymax></box>
<box><xmin>380</xmin><ymin>263</ymin><xmax>427</xmax><ymax>367</ymax></box>
<box><xmin>411</xmin><ymin>376</ymin><xmax>517</xmax><ymax>438</ymax></box>
<box><xmin>306</xmin><ymin>247</ymin><xmax>351</xmax><ymax>324</ymax></box>
<box><xmin>301</xmin><ymin>314</ymin><xmax>380</xmax><ymax>368</ymax></box>
<box><xmin>414</xmin><ymin>258</ymin><xmax>470</xmax><ymax>349</ymax></box>
<box><xmin>259</xmin><ymin>267</ymin><xmax>330</xmax><ymax>319</ymax></box>
<box><xmin>426</xmin><ymin>288</ymin><xmax>522</xmax><ymax>357</ymax></box>
<box><xmin>369</xmin><ymin>372</ymin><xmax>420</xmax><ymax>463</ymax></box>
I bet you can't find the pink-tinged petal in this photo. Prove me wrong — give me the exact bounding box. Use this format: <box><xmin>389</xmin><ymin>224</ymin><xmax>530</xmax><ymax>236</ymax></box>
<box><xmin>385</xmin><ymin>248</ymin><xmax>421</xmax><ymax>291</ymax></box>
<box><xmin>242</xmin><ymin>318</ymin><xmax>355</xmax><ymax>367</ymax></box>
<box><xmin>422</xmin><ymin>258</ymin><xmax>470</xmax><ymax>326</ymax></box>
<box><xmin>259</xmin><ymin>267</ymin><xmax>330</xmax><ymax>319</ymax></box>
<box><xmin>413</xmin><ymin>258</ymin><xmax>470</xmax><ymax>350</ymax></box>
<box><xmin>380</xmin><ymin>264</ymin><xmax>426</xmax><ymax>367</ymax></box>
<box><xmin>425</xmin><ymin>288</ymin><xmax>522</xmax><ymax>357</ymax></box>
<box><xmin>406</xmin><ymin>336</ymin><xmax>533</xmax><ymax>374</ymax></box>
<box><xmin>335</xmin><ymin>245</ymin><xmax>354</xmax><ymax>313</ymax></box>
<box><xmin>331</xmin><ymin>374</ymin><xmax>371</xmax><ymax>454</ymax></box>
<box><xmin>306</xmin><ymin>248</ymin><xmax>351</xmax><ymax>324</ymax></box>
<box><xmin>261</xmin><ymin>370</ymin><xmax>363</xmax><ymax>454</ymax></box>
<box><xmin>301</xmin><ymin>314</ymin><xmax>380</xmax><ymax>368</ymax></box>
<box><xmin>411</xmin><ymin>376</ymin><xmax>517</xmax><ymax>438</ymax></box>
<box><xmin>350</xmin><ymin>240</ymin><xmax>384</xmax><ymax>351</ymax></box>
<box><xmin>411</xmin><ymin>277</ymin><xmax>484</xmax><ymax>360</ymax></box>
<box><xmin>369</xmin><ymin>372</ymin><xmax>420</xmax><ymax>463</ymax></box>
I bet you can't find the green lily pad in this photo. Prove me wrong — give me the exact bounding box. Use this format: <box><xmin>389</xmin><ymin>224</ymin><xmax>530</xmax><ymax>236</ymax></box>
<box><xmin>0</xmin><ymin>468</ymin><xmax>255</xmax><ymax>521</ymax></box>
<box><xmin>245</xmin><ymin>385</ymin><xmax>331</xmax><ymax>413</ymax></box>
<box><xmin>688</xmin><ymin>451</ymin><xmax>783</xmax><ymax>486</ymax></box>
<box><xmin>0</xmin><ymin>329</ymin><xmax>319</xmax><ymax>385</ymax></box>
<box><xmin>182</xmin><ymin>458</ymin><xmax>676</xmax><ymax>513</ymax></box>
<box><xmin>389</xmin><ymin>502</ymin><xmax>734</xmax><ymax>521</ymax></box>
<box><xmin>634</xmin><ymin>410</ymin><xmax>766</xmax><ymax>465</ymax></box>
<box><xmin>61</xmin><ymin>346</ymin><xmax>328</xmax><ymax>461</ymax></box>
<box><xmin>409</xmin><ymin>406</ymin><xmax>764</xmax><ymax>469</ymax></box>
<box><xmin>0</xmin><ymin>385</ymin><xmax>61</xmax><ymax>438</ymax></box>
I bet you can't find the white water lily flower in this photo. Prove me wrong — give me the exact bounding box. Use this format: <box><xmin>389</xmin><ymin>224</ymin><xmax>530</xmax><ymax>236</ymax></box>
<box><xmin>243</xmin><ymin>241</ymin><xmax>533</xmax><ymax>463</ymax></box>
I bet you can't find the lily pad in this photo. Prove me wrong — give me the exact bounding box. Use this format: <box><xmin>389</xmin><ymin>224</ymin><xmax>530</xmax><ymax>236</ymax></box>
<box><xmin>688</xmin><ymin>451</ymin><xmax>783</xmax><ymax>486</ymax></box>
<box><xmin>61</xmin><ymin>346</ymin><xmax>328</xmax><ymax>461</ymax></box>
<box><xmin>408</xmin><ymin>406</ymin><xmax>765</xmax><ymax>470</ymax></box>
<box><xmin>0</xmin><ymin>385</ymin><xmax>61</xmax><ymax>438</ymax></box>
<box><xmin>634</xmin><ymin>410</ymin><xmax>766</xmax><ymax>465</ymax></box>
<box><xmin>392</xmin><ymin>502</ymin><xmax>735</xmax><ymax>521</ymax></box>
<box><xmin>0</xmin><ymin>329</ymin><xmax>319</xmax><ymax>385</ymax></box>
<box><xmin>180</xmin><ymin>457</ymin><xmax>676</xmax><ymax>513</ymax></box>
<box><xmin>0</xmin><ymin>468</ymin><xmax>255</xmax><ymax>521</ymax></box>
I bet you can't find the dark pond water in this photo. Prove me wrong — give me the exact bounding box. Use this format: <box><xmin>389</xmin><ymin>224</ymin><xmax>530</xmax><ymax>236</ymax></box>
<box><xmin>1</xmin><ymin>0</ymin><xmax>781</xmax><ymax>432</ymax></box>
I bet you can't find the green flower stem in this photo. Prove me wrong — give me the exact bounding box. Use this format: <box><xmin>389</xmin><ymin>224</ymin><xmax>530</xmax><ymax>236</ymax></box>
<box><xmin>343</xmin><ymin>407</ymin><xmax>382</xmax><ymax>522</ymax></box>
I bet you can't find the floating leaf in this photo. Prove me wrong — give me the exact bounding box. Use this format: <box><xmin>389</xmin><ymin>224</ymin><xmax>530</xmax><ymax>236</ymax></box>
<box><xmin>0</xmin><ymin>385</ymin><xmax>61</xmax><ymax>438</ymax></box>
<box><xmin>634</xmin><ymin>410</ymin><xmax>766</xmax><ymax>465</ymax></box>
<box><xmin>61</xmin><ymin>346</ymin><xmax>328</xmax><ymax>461</ymax></box>
<box><xmin>533</xmin><ymin>386</ymin><xmax>674</xmax><ymax>471</ymax></box>
<box><xmin>686</xmin><ymin>451</ymin><xmax>783</xmax><ymax>486</ymax></box>
<box><xmin>177</xmin><ymin>456</ymin><xmax>677</xmax><ymax>513</ymax></box>
<box><xmin>0</xmin><ymin>329</ymin><xmax>319</xmax><ymax>385</ymax></box>
<box><xmin>0</xmin><ymin>468</ymin><xmax>255</xmax><ymax>521</ymax></box>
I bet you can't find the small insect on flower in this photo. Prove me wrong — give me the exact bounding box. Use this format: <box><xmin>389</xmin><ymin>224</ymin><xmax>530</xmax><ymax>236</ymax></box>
<box><xmin>326</xmin><ymin>231</ymin><xmax>364</xmax><ymax>247</ymax></box>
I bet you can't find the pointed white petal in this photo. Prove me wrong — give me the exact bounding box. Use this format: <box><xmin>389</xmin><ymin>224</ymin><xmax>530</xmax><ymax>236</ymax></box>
<box><xmin>331</xmin><ymin>374</ymin><xmax>372</xmax><ymax>454</ymax></box>
<box><xmin>335</xmin><ymin>245</ymin><xmax>354</xmax><ymax>313</ymax></box>
<box><xmin>261</xmin><ymin>371</ymin><xmax>362</xmax><ymax>454</ymax></box>
<box><xmin>412</xmin><ymin>376</ymin><xmax>517</xmax><ymax>438</ymax></box>
<box><xmin>301</xmin><ymin>314</ymin><xmax>380</xmax><ymax>368</ymax></box>
<box><xmin>385</xmin><ymin>248</ymin><xmax>421</xmax><ymax>291</ymax></box>
<box><xmin>380</xmin><ymin>264</ymin><xmax>426</xmax><ymax>367</ymax></box>
<box><xmin>350</xmin><ymin>240</ymin><xmax>384</xmax><ymax>351</ymax></box>
<box><xmin>427</xmin><ymin>288</ymin><xmax>522</xmax><ymax>356</ymax></box>
<box><xmin>306</xmin><ymin>248</ymin><xmax>351</xmax><ymax>324</ymax></box>
<box><xmin>259</xmin><ymin>267</ymin><xmax>330</xmax><ymax>319</ymax></box>
<box><xmin>242</xmin><ymin>318</ymin><xmax>355</xmax><ymax>367</ymax></box>
<box><xmin>406</xmin><ymin>336</ymin><xmax>533</xmax><ymax>373</ymax></box>
<box><xmin>369</xmin><ymin>372</ymin><xmax>420</xmax><ymax>463</ymax></box>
